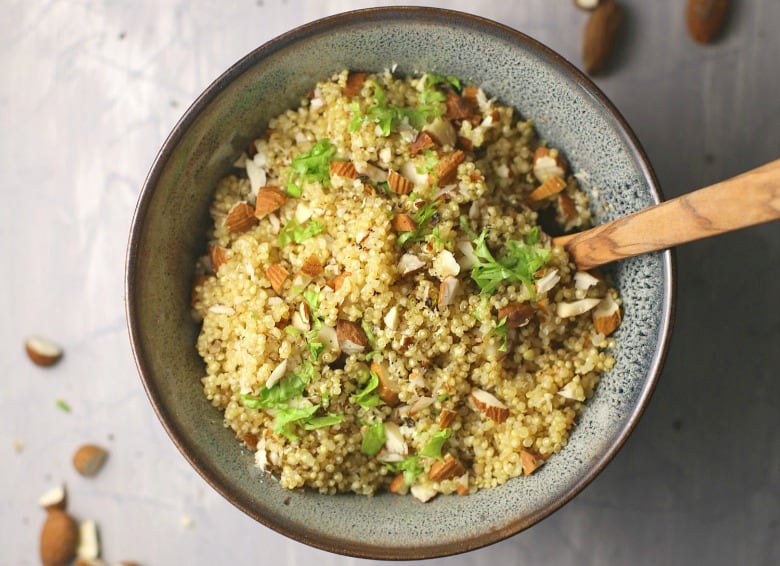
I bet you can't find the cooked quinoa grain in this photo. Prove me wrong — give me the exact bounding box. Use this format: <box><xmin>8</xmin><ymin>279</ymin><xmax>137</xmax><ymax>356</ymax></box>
<box><xmin>191</xmin><ymin>70</ymin><xmax>621</xmax><ymax>500</ymax></box>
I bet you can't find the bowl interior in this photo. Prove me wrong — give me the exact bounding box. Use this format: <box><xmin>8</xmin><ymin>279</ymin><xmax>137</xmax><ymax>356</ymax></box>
<box><xmin>126</xmin><ymin>7</ymin><xmax>673</xmax><ymax>560</ymax></box>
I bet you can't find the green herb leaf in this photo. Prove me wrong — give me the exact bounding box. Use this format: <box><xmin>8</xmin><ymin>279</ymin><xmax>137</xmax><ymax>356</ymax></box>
<box><xmin>55</xmin><ymin>399</ymin><xmax>71</xmax><ymax>413</ymax></box>
<box><xmin>352</xmin><ymin>371</ymin><xmax>382</xmax><ymax>408</ymax></box>
<box><xmin>352</xmin><ymin>80</ymin><xmax>442</xmax><ymax>137</ymax></box>
<box><xmin>493</xmin><ymin>316</ymin><xmax>509</xmax><ymax>352</ymax></box>
<box><xmin>420</xmin><ymin>428</ymin><xmax>452</xmax><ymax>460</ymax></box>
<box><xmin>303</xmin><ymin>412</ymin><xmax>344</xmax><ymax>430</ymax></box>
<box><xmin>360</xmin><ymin>319</ymin><xmax>376</xmax><ymax>346</ymax></box>
<box><xmin>361</xmin><ymin>421</ymin><xmax>387</xmax><ymax>456</ymax></box>
<box><xmin>386</xmin><ymin>455</ymin><xmax>424</xmax><ymax>486</ymax></box>
<box><xmin>470</xmin><ymin>228</ymin><xmax>550</xmax><ymax>295</ymax></box>
<box><xmin>240</xmin><ymin>361</ymin><xmax>315</xmax><ymax>409</ymax></box>
<box><xmin>287</xmin><ymin>139</ymin><xmax>337</xmax><ymax>197</ymax></box>
<box><xmin>423</xmin><ymin>73</ymin><xmax>462</xmax><ymax>92</ymax></box>
<box><xmin>278</xmin><ymin>217</ymin><xmax>324</xmax><ymax>247</ymax></box>
<box><xmin>303</xmin><ymin>289</ymin><xmax>320</xmax><ymax>314</ymax></box>
<box><xmin>274</xmin><ymin>403</ymin><xmax>320</xmax><ymax>440</ymax></box>
<box><xmin>397</xmin><ymin>197</ymin><xmax>441</xmax><ymax>248</ymax></box>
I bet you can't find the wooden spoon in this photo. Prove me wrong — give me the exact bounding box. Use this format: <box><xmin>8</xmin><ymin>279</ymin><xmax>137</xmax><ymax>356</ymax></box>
<box><xmin>553</xmin><ymin>158</ymin><xmax>780</xmax><ymax>271</ymax></box>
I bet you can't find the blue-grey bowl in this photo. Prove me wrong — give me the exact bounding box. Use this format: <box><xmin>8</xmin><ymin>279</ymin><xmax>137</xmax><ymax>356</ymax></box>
<box><xmin>125</xmin><ymin>7</ymin><xmax>674</xmax><ymax>559</ymax></box>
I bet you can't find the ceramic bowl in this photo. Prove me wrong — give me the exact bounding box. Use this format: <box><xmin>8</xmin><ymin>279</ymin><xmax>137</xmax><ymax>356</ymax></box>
<box><xmin>126</xmin><ymin>7</ymin><xmax>674</xmax><ymax>559</ymax></box>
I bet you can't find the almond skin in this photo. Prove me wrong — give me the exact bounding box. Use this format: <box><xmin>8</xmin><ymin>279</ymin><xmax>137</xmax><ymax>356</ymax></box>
<box><xmin>329</xmin><ymin>160</ymin><xmax>358</xmax><ymax>180</ymax></box>
<box><xmin>324</xmin><ymin>271</ymin><xmax>351</xmax><ymax>291</ymax></box>
<box><xmin>335</xmin><ymin>319</ymin><xmax>369</xmax><ymax>354</ymax></box>
<box><xmin>582</xmin><ymin>0</ymin><xmax>623</xmax><ymax>75</ymax></box>
<box><xmin>72</xmin><ymin>444</ymin><xmax>108</xmax><ymax>477</ymax></box>
<box><xmin>265</xmin><ymin>263</ymin><xmax>289</xmax><ymax>294</ymax></box>
<box><xmin>342</xmin><ymin>71</ymin><xmax>367</xmax><ymax>97</ymax></box>
<box><xmin>209</xmin><ymin>244</ymin><xmax>228</xmax><ymax>272</ymax></box>
<box><xmin>520</xmin><ymin>449</ymin><xmax>544</xmax><ymax>475</ymax></box>
<box><xmin>444</xmin><ymin>92</ymin><xmax>476</xmax><ymax>120</ymax></box>
<box><xmin>224</xmin><ymin>201</ymin><xmax>258</xmax><ymax>233</ymax></box>
<box><xmin>40</xmin><ymin>509</ymin><xmax>78</xmax><ymax>566</ymax></box>
<box><xmin>300</xmin><ymin>255</ymin><xmax>324</xmax><ymax>277</ymax></box>
<box><xmin>431</xmin><ymin>150</ymin><xmax>465</xmax><ymax>186</ymax></box>
<box><xmin>410</xmin><ymin>131</ymin><xmax>437</xmax><ymax>154</ymax></box>
<box><xmin>471</xmin><ymin>388</ymin><xmax>509</xmax><ymax>423</ymax></box>
<box><xmin>528</xmin><ymin>176</ymin><xmax>567</xmax><ymax>202</ymax></box>
<box><xmin>687</xmin><ymin>0</ymin><xmax>729</xmax><ymax>44</ymax></box>
<box><xmin>429</xmin><ymin>453</ymin><xmax>466</xmax><ymax>482</ymax></box>
<box><xmin>390</xmin><ymin>213</ymin><xmax>417</xmax><ymax>233</ymax></box>
<box><xmin>497</xmin><ymin>302</ymin><xmax>534</xmax><ymax>329</ymax></box>
<box><xmin>387</xmin><ymin>170</ymin><xmax>414</xmax><ymax>195</ymax></box>
<box><xmin>254</xmin><ymin>186</ymin><xmax>288</xmax><ymax>218</ymax></box>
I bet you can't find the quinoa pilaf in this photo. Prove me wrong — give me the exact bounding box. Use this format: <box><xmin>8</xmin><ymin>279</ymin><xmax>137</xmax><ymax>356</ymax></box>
<box><xmin>191</xmin><ymin>70</ymin><xmax>622</xmax><ymax>501</ymax></box>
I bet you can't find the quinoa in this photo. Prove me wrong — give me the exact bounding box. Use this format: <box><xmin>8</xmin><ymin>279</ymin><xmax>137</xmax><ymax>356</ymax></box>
<box><xmin>191</xmin><ymin>70</ymin><xmax>620</xmax><ymax>499</ymax></box>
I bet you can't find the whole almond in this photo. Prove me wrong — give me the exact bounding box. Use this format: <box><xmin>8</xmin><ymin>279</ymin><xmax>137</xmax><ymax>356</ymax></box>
<box><xmin>73</xmin><ymin>444</ymin><xmax>109</xmax><ymax>477</ymax></box>
<box><xmin>687</xmin><ymin>0</ymin><xmax>729</xmax><ymax>44</ymax></box>
<box><xmin>25</xmin><ymin>336</ymin><xmax>63</xmax><ymax>367</ymax></box>
<box><xmin>582</xmin><ymin>0</ymin><xmax>623</xmax><ymax>75</ymax></box>
<box><xmin>40</xmin><ymin>509</ymin><xmax>78</xmax><ymax>566</ymax></box>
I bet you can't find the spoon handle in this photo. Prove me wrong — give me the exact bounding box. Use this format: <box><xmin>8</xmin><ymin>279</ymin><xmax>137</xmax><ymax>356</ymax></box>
<box><xmin>553</xmin><ymin>158</ymin><xmax>780</xmax><ymax>271</ymax></box>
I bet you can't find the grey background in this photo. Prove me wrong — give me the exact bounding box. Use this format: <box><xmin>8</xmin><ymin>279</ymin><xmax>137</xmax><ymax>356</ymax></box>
<box><xmin>1</xmin><ymin>1</ymin><xmax>777</xmax><ymax>564</ymax></box>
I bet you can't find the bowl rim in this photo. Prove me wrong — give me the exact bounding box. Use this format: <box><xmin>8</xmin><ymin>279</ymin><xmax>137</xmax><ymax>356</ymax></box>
<box><xmin>125</xmin><ymin>5</ymin><xmax>676</xmax><ymax>560</ymax></box>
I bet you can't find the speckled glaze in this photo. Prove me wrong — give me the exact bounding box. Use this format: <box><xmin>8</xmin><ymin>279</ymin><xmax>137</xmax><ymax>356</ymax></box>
<box><xmin>126</xmin><ymin>7</ymin><xmax>674</xmax><ymax>560</ymax></box>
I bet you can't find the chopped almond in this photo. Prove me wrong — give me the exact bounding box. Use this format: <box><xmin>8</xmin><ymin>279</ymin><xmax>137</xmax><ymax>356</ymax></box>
<box><xmin>209</xmin><ymin>244</ymin><xmax>228</xmax><ymax>272</ymax></box>
<box><xmin>224</xmin><ymin>201</ymin><xmax>258</xmax><ymax>233</ymax></box>
<box><xmin>383</xmin><ymin>305</ymin><xmax>400</xmax><ymax>330</ymax></box>
<box><xmin>391</xmin><ymin>213</ymin><xmax>417</xmax><ymax>232</ymax></box>
<box><xmin>444</xmin><ymin>92</ymin><xmax>476</xmax><ymax>120</ymax></box>
<box><xmin>498</xmin><ymin>302</ymin><xmax>534</xmax><ymax>329</ymax></box>
<box><xmin>398</xmin><ymin>253</ymin><xmax>426</xmax><ymax>276</ymax></box>
<box><xmin>528</xmin><ymin>175</ymin><xmax>567</xmax><ymax>202</ymax></box>
<box><xmin>300</xmin><ymin>255</ymin><xmax>324</xmax><ymax>277</ymax></box>
<box><xmin>410</xmin><ymin>131</ymin><xmax>436</xmax><ymax>154</ymax></box>
<box><xmin>438</xmin><ymin>408</ymin><xmax>457</xmax><ymax>429</ymax></box>
<box><xmin>471</xmin><ymin>388</ymin><xmax>509</xmax><ymax>423</ymax></box>
<box><xmin>335</xmin><ymin>319</ymin><xmax>369</xmax><ymax>354</ymax></box>
<box><xmin>455</xmin><ymin>473</ymin><xmax>470</xmax><ymax>495</ymax></box>
<box><xmin>389</xmin><ymin>473</ymin><xmax>409</xmax><ymax>495</ymax></box>
<box><xmin>410</xmin><ymin>484</ymin><xmax>438</xmax><ymax>503</ymax></box>
<box><xmin>592</xmin><ymin>292</ymin><xmax>621</xmax><ymax>336</ymax></box>
<box><xmin>520</xmin><ymin>449</ymin><xmax>544</xmax><ymax>475</ymax></box>
<box><xmin>556</xmin><ymin>297</ymin><xmax>601</xmax><ymax>318</ymax></box>
<box><xmin>387</xmin><ymin>169</ymin><xmax>414</xmax><ymax>195</ymax></box>
<box><xmin>254</xmin><ymin>186</ymin><xmax>288</xmax><ymax>218</ymax></box>
<box><xmin>462</xmin><ymin>85</ymin><xmax>479</xmax><ymax>105</ymax></box>
<box><xmin>342</xmin><ymin>71</ymin><xmax>367</xmax><ymax>97</ymax></box>
<box><xmin>429</xmin><ymin>453</ymin><xmax>466</xmax><ymax>482</ymax></box>
<box><xmin>431</xmin><ymin>150</ymin><xmax>465</xmax><ymax>186</ymax></box>
<box><xmin>329</xmin><ymin>160</ymin><xmax>358</xmax><ymax>179</ymax></box>
<box><xmin>457</xmin><ymin>136</ymin><xmax>473</xmax><ymax>151</ymax></box>
<box><xmin>558</xmin><ymin>192</ymin><xmax>578</xmax><ymax>222</ymax></box>
<box><xmin>371</xmin><ymin>360</ymin><xmax>399</xmax><ymax>407</ymax></box>
<box><xmin>438</xmin><ymin>276</ymin><xmax>460</xmax><ymax>306</ymax></box>
<box><xmin>324</xmin><ymin>271</ymin><xmax>351</xmax><ymax>291</ymax></box>
<box><xmin>533</xmin><ymin>147</ymin><xmax>567</xmax><ymax>182</ymax></box>
<box><xmin>265</xmin><ymin>263</ymin><xmax>289</xmax><ymax>294</ymax></box>
<box><xmin>240</xmin><ymin>433</ymin><xmax>259</xmax><ymax>450</ymax></box>
<box><xmin>423</xmin><ymin>117</ymin><xmax>457</xmax><ymax>147</ymax></box>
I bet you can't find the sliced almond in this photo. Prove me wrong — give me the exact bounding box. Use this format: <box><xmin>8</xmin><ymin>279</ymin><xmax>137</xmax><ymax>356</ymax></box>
<box><xmin>254</xmin><ymin>186</ymin><xmax>288</xmax><ymax>218</ymax></box>
<box><xmin>389</xmin><ymin>473</ymin><xmax>409</xmax><ymax>495</ymax></box>
<box><xmin>429</xmin><ymin>453</ymin><xmax>466</xmax><ymax>482</ymax></box>
<box><xmin>529</xmin><ymin>175</ymin><xmax>567</xmax><ymax>202</ymax></box>
<box><xmin>292</xmin><ymin>302</ymin><xmax>311</xmax><ymax>332</ymax></box>
<box><xmin>410</xmin><ymin>484</ymin><xmax>438</xmax><ymax>503</ymax></box>
<box><xmin>437</xmin><ymin>276</ymin><xmax>460</xmax><ymax>307</ymax></box>
<box><xmin>535</xmin><ymin>269</ymin><xmax>561</xmax><ymax>295</ymax></box>
<box><xmin>398</xmin><ymin>253</ymin><xmax>426</xmax><ymax>277</ymax></box>
<box><xmin>408</xmin><ymin>396</ymin><xmax>435</xmax><ymax>415</ymax></box>
<box><xmin>383</xmin><ymin>421</ymin><xmax>408</xmax><ymax>456</ymax></box>
<box><xmin>294</xmin><ymin>201</ymin><xmax>313</xmax><ymax>224</ymax></box>
<box><xmin>72</xmin><ymin>445</ymin><xmax>108</xmax><ymax>477</ymax></box>
<box><xmin>438</xmin><ymin>408</ymin><xmax>457</xmax><ymax>429</ymax></box>
<box><xmin>336</xmin><ymin>319</ymin><xmax>369</xmax><ymax>354</ymax></box>
<box><xmin>444</xmin><ymin>92</ymin><xmax>476</xmax><ymax>120</ymax></box>
<box><xmin>329</xmin><ymin>160</ymin><xmax>358</xmax><ymax>180</ymax></box>
<box><xmin>24</xmin><ymin>336</ymin><xmax>63</xmax><ymax>367</ymax></box>
<box><xmin>498</xmin><ymin>302</ymin><xmax>534</xmax><ymax>329</ymax></box>
<box><xmin>342</xmin><ymin>71</ymin><xmax>367</xmax><ymax>97</ymax></box>
<box><xmin>38</xmin><ymin>484</ymin><xmax>67</xmax><ymax>511</ymax></box>
<box><xmin>532</xmin><ymin>147</ymin><xmax>567</xmax><ymax>182</ymax></box>
<box><xmin>431</xmin><ymin>150</ymin><xmax>465</xmax><ymax>186</ymax></box>
<box><xmin>556</xmin><ymin>297</ymin><xmax>602</xmax><ymax>318</ymax></box>
<box><xmin>432</xmin><ymin>250</ymin><xmax>461</xmax><ymax>279</ymax></box>
<box><xmin>471</xmin><ymin>388</ymin><xmax>509</xmax><ymax>423</ymax></box>
<box><xmin>383</xmin><ymin>305</ymin><xmax>400</xmax><ymax>330</ymax></box>
<box><xmin>371</xmin><ymin>360</ymin><xmax>399</xmax><ymax>407</ymax></box>
<box><xmin>387</xmin><ymin>169</ymin><xmax>414</xmax><ymax>195</ymax></box>
<box><xmin>40</xmin><ymin>509</ymin><xmax>78</xmax><ymax>566</ymax></box>
<box><xmin>224</xmin><ymin>201</ymin><xmax>258</xmax><ymax>233</ymax></box>
<box><xmin>266</xmin><ymin>359</ymin><xmax>288</xmax><ymax>388</ymax></box>
<box><xmin>423</xmin><ymin>117</ymin><xmax>457</xmax><ymax>148</ymax></box>
<box><xmin>520</xmin><ymin>449</ymin><xmax>544</xmax><ymax>475</ymax></box>
<box><xmin>410</xmin><ymin>131</ymin><xmax>436</xmax><ymax>154</ymax></box>
<box><xmin>76</xmin><ymin>519</ymin><xmax>100</xmax><ymax>560</ymax></box>
<box><xmin>574</xmin><ymin>271</ymin><xmax>601</xmax><ymax>290</ymax></box>
<box><xmin>300</xmin><ymin>255</ymin><xmax>324</xmax><ymax>277</ymax></box>
<box><xmin>391</xmin><ymin>213</ymin><xmax>417</xmax><ymax>233</ymax></box>
<box><xmin>265</xmin><ymin>263</ymin><xmax>289</xmax><ymax>295</ymax></box>
<box><xmin>325</xmin><ymin>271</ymin><xmax>351</xmax><ymax>291</ymax></box>
<box><xmin>592</xmin><ymin>292</ymin><xmax>621</xmax><ymax>335</ymax></box>
<box><xmin>209</xmin><ymin>244</ymin><xmax>228</xmax><ymax>273</ymax></box>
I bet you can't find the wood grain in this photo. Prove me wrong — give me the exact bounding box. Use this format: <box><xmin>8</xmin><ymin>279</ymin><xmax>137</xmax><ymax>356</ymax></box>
<box><xmin>554</xmin><ymin>159</ymin><xmax>780</xmax><ymax>270</ymax></box>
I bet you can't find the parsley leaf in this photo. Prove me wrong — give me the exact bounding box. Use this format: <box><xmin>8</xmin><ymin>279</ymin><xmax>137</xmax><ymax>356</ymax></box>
<box><xmin>386</xmin><ymin>455</ymin><xmax>424</xmax><ymax>486</ymax></box>
<box><xmin>423</xmin><ymin>73</ymin><xmax>462</xmax><ymax>92</ymax></box>
<box><xmin>396</xmin><ymin>197</ymin><xmax>440</xmax><ymax>247</ymax></box>
<box><xmin>493</xmin><ymin>316</ymin><xmax>509</xmax><ymax>352</ymax></box>
<box><xmin>351</xmin><ymin>371</ymin><xmax>382</xmax><ymax>408</ymax></box>
<box><xmin>303</xmin><ymin>412</ymin><xmax>344</xmax><ymax>430</ymax></box>
<box><xmin>240</xmin><ymin>361</ymin><xmax>315</xmax><ymax>409</ymax></box>
<box><xmin>420</xmin><ymin>428</ymin><xmax>452</xmax><ymax>460</ymax></box>
<box><xmin>351</xmin><ymin>80</ymin><xmax>442</xmax><ymax>137</ymax></box>
<box><xmin>470</xmin><ymin>228</ymin><xmax>550</xmax><ymax>295</ymax></box>
<box><xmin>274</xmin><ymin>404</ymin><xmax>320</xmax><ymax>440</ymax></box>
<box><xmin>287</xmin><ymin>139</ymin><xmax>337</xmax><ymax>197</ymax></box>
<box><xmin>361</xmin><ymin>421</ymin><xmax>387</xmax><ymax>456</ymax></box>
<box><xmin>278</xmin><ymin>217</ymin><xmax>324</xmax><ymax>247</ymax></box>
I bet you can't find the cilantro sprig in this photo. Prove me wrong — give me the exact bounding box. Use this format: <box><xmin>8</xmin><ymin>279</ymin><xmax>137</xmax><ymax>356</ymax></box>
<box><xmin>470</xmin><ymin>227</ymin><xmax>550</xmax><ymax>295</ymax></box>
<box><xmin>287</xmin><ymin>139</ymin><xmax>337</xmax><ymax>197</ymax></box>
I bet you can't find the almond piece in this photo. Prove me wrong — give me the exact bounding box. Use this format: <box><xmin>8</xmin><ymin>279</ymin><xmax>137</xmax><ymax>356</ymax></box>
<box><xmin>574</xmin><ymin>271</ymin><xmax>601</xmax><ymax>290</ymax></box>
<box><xmin>383</xmin><ymin>306</ymin><xmax>400</xmax><ymax>330</ymax></box>
<box><xmin>582</xmin><ymin>0</ymin><xmax>623</xmax><ymax>75</ymax></box>
<box><xmin>410</xmin><ymin>484</ymin><xmax>438</xmax><ymax>503</ymax></box>
<box><xmin>592</xmin><ymin>292</ymin><xmax>621</xmax><ymax>335</ymax></box>
<box><xmin>429</xmin><ymin>453</ymin><xmax>466</xmax><ymax>482</ymax></box>
<box><xmin>437</xmin><ymin>276</ymin><xmax>460</xmax><ymax>307</ymax></box>
<box><xmin>209</xmin><ymin>244</ymin><xmax>228</xmax><ymax>272</ymax></box>
<box><xmin>574</xmin><ymin>0</ymin><xmax>601</xmax><ymax>10</ymax></box>
<box><xmin>383</xmin><ymin>421</ymin><xmax>408</xmax><ymax>456</ymax></box>
<box><xmin>389</xmin><ymin>473</ymin><xmax>409</xmax><ymax>495</ymax></box>
<box><xmin>265</xmin><ymin>358</ymin><xmax>289</xmax><ymax>388</ymax></box>
<box><xmin>558</xmin><ymin>192</ymin><xmax>578</xmax><ymax>222</ymax></box>
<box><xmin>38</xmin><ymin>484</ymin><xmax>67</xmax><ymax>511</ymax></box>
<box><xmin>336</xmin><ymin>319</ymin><xmax>369</xmax><ymax>354</ymax></box>
<box><xmin>324</xmin><ymin>271</ymin><xmax>351</xmax><ymax>291</ymax></box>
<box><xmin>254</xmin><ymin>186</ymin><xmax>288</xmax><ymax>218</ymax></box>
<box><xmin>72</xmin><ymin>444</ymin><xmax>108</xmax><ymax>477</ymax></box>
<box><xmin>687</xmin><ymin>0</ymin><xmax>729</xmax><ymax>44</ymax></box>
<box><xmin>224</xmin><ymin>201</ymin><xmax>258</xmax><ymax>233</ymax></box>
<box><xmin>444</xmin><ymin>92</ymin><xmax>476</xmax><ymax>120</ymax></box>
<box><xmin>410</xmin><ymin>131</ymin><xmax>436</xmax><ymax>154</ymax></box>
<box><xmin>528</xmin><ymin>175</ymin><xmax>567</xmax><ymax>202</ymax></box>
<box><xmin>556</xmin><ymin>297</ymin><xmax>602</xmax><ymax>318</ymax></box>
<box><xmin>371</xmin><ymin>361</ymin><xmax>399</xmax><ymax>407</ymax></box>
<box><xmin>497</xmin><ymin>302</ymin><xmax>534</xmax><ymax>329</ymax></box>
<box><xmin>40</xmin><ymin>509</ymin><xmax>79</xmax><ymax>566</ymax></box>
<box><xmin>387</xmin><ymin>169</ymin><xmax>414</xmax><ymax>195</ymax></box>
<box><xmin>329</xmin><ymin>160</ymin><xmax>358</xmax><ymax>180</ymax></box>
<box><xmin>24</xmin><ymin>336</ymin><xmax>63</xmax><ymax>367</ymax></box>
<box><xmin>342</xmin><ymin>71</ymin><xmax>367</xmax><ymax>97</ymax></box>
<box><xmin>471</xmin><ymin>388</ymin><xmax>509</xmax><ymax>423</ymax></box>
<box><xmin>424</xmin><ymin>117</ymin><xmax>457</xmax><ymax>148</ymax></box>
<box><xmin>532</xmin><ymin>147</ymin><xmax>568</xmax><ymax>182</ymax></box>
<box><xmin>265</xmin><ymin>263</ymin><xmax>289</xmax><ymax>294</ymax></box>
<box><xmin>430</xmin><ymin>150</ymin><xmax>465</xmax><ymax>186</ymax></box>
<box><xmin>455</xmin><ymin>473</ymin><xmax>470</xmax><ymax>495</ymax></box>
<box><xmin>398</xmin><ymin>253</ymin><xmax>426</xmax><ymax>277</ymax></box>
<box><xmin>76</xmin><ymin>519</ymin><xmax>100</xmax><ymax>560</ymax></box>
<box><xmin>457</xmin><ymin>136</ymin><xmax>473</xmax><ymax>151</ymax></box>
<box><xmin>438</xmin><ymin>408</ymin><xmax>457</xmax><ymax>429</ymax></box>
<box><xmin>300</xmin><ymin>255</ymin><xmax>324</xmax><ymax>277</ymax></box>
<box><xmin>391</xmin><ymin>213</ymin><xmax>417</xmax><ymax>233</ymax></box>
<box><xmin>520</xmin><ymin>449</ymin><xmax>544</xmax><ymax>475</ymax></box>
